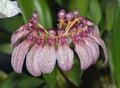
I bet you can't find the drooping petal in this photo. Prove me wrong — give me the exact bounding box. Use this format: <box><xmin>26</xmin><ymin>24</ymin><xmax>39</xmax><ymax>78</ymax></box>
<box><xmin>11</xmin><ymin>25</ymin><xmax>30</xmax><ymax>48</ymax></box>
<box><xmin>74</xmin><ymin>42</ymin><xmax>93</xmax><ymax>70</ymax></box>
<box><xmin>38</xmin><ymin>44</ymin><xmax>56</xmax><ymax>74</ymax></box>
<box><xmin>90</xmin><ymin>34</ymin><xmax>108</xmax><ymax>64</ymax></box>
<box><xmin>86</xmin><ymin>20</ymin><xmax>100</xmax><ymax>35</ymax></box>
<box><xmin>11</xmin><ymin>40</ymin><xmax>32</xmax><ymax>73</ymax></box>
<box><xmin>86</xmin><ymin>20</ymin><xmax>94</xmax><ymax>26</ymax></box>
<box><xmin>84</xmin><ymin>38</ymin><xmax>100</xmax><ymax>64</ymax></box>
<box><xmin>57</xmin><ymin>44</ymin><xmax>74</xmax><ymax>71</ymax></box>
<box><xmin>94</xmin><ymin>25</ymin><xmax>100</xmax><ymax>36</ymax></box>
<box><xmin>26</xmin><ymin>43</ymin><xmax>41</xmax><ymax>77</ymax></box>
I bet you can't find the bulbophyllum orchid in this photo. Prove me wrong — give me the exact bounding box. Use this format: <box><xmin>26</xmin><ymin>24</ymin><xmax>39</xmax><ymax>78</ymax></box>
<box><xmin>57</xmin><ymin>29</ymin><xmax>74</xmax><ymax>71</ymax></box>
<box><xmin>11</xmin><ymin>9</ymin><xmax>108</xmax><ymax>76</ymax></box>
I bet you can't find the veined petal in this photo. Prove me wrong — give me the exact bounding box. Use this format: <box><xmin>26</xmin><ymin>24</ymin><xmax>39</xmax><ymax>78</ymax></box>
<box><xmin>11</xmin><ymin>40</ymin><xmax>33</xmax><ymax>73</ymax></box>
<box><xmin>57</xmin><ymin>44</ymin><xmax>74</xmax><ymax>71</ymax></box>
<box><xmin>74</xmin><ymin>42</ymin><xmax>93</xmax><ymax>70</ymax></box>
<box><xmin>38</xmin><ymin>44</ymin><xmax>56</xmax><ymax>74</ymax></box>
<box><xmin>90</xmin><ymin>34</ymin><xmax>108</xmax><ymax>64</ymax></box>
<box><xmin>11</xmin><ymin>25</ymin><xmax>30</xmax><ymax>48</ymax></box>
<box><xmin>86</xmin><ymin>20</ymin><xmax>100</xmax><ymax>35</ymax></box>
<box><xmin>26</xmin><ymin>43</ymin><xmax>41</xmax><ymax>77</ymax></box>
<box><xmin>94</xmin><ymin>25</ymin><xmax>100</xmax><ymax>36</ymax></box>
<box><xmin>84</xmin><ymin>38</ymin><xmax>99</xmax><ymax>64</ymax></box>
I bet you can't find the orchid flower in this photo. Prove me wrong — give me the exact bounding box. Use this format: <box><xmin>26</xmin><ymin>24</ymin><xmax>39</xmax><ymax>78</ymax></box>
<box><xmin>35</xmin><ymin>29</ymin><xmax>56</xmax><ymax>74</ymax></box>
<box><xmin>0</xmin><ymin>0</ymin><xmax>21</xmax><ymax>18</ymax></box>
<box><xmin>57</xmin><ymin>29</ymin><xmax>74</xmax><ymax>71</ymax></box>
<box><xmin>11</xmin><ymin>9</ymin><xmax>108</xmax><ymax>76</ymax></box>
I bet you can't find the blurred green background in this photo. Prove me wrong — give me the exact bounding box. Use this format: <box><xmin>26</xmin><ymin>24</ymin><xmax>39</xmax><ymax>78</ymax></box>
<box><xmin>0</xmin><ymin>0</ymin><xmax>120</xmax><ymax>88</ymax></box>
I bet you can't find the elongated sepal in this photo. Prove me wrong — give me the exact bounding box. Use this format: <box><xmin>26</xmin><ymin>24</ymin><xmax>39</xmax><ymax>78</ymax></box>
<box><xmin>90</xmin><ymin>34</ymin><xmax>108</xmax><ymax>65</ymax></box>
<box><xmin>26</xmin><ymin>43</ymin><xmax>41</xmax><ymax>77</ymax></box>
<box><xmin>36</xmin><ymin>44</ymin><xmax>56</xmax><ymax>74</ymax></box>
<box><xmin>74</xmin><ymin>43</ymin><xmax>93</xmax><ymax>70</ymax></box>
<box><xmin>57</xmin><ymin>44</ymin><xmax>74</xmax><ymax>71</ymax></box>
<box><xmin>11</xmin><ymin>25</ymin><xmax>30</xmax><ymax>48</ymax></box>
<box><xmin>11</xmin><ymin>40</ymin><xmax>33</xmax><ymax>73</ymax></box>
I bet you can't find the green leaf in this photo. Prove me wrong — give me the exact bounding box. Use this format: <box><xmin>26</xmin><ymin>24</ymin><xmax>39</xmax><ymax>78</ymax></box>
<box><xmin>0</xmin><ymin>71</ymin><xmax>8</xmax><ymax>82</ymax></box>
<box><xmin>56</xmin><ymin>69</ymin><xmax>68</xmax><ymax>88</ymax></box>
<box><xmin>87</xmin><ymin>0</ymin><xmax>102</xmax><ymax>24</ymax></box>
<box><xmin>63</xmin><ymin>54</ymin><xmax>83</xmax><ymax>87</ymax></box>
<box><xmin>104</xmin><ymin>33</ymin><xmax>116</xmax><ymax>87</ymax></box>
<box><xmin>113</xmin><ymin>0</ymin><xmax>120</xmax><ymax>88</ymax></box>
<box><xmin>33</xmin><ymin>0</ymin><xmax>53</xmax><ymax>29</ymax></box>
<box><xmin>0</xmin><ymin>43</ymin><xmax>10</xmax><ymax>54</ymax></box>
<box><xmin>68</xmin><ymin>0</ymin><xmax>89</xmax><ymax>16</ymax></box>
<box><xmin>42</xmin><ymin>66</ymin><xmax>57</xmax><ymax>88</ymax></box>
<box><xmin>105</xmin><ymin>1</ymin><xmax>116</xmax><ymax>32</ymax></box>
<box><xmin>18</xmin><ymin>0</ymin><xmax>53</xmax><ymax>29</ymax></box>
<box><xmin>0</xmin><ymin>72</ymin><xmax>28</xmax><ymax>88</ymax></box>
<box><xmin>0</xmin><ymin>31</ymin><xmax>10</xmax><ymax>43</ymax></box>
<box><xmin>0</xmin><ymin>15</ymin><xmax>24</xmax><ymax>32</ymax></box>
<box><xmin>18</xmin><ymin>0</ymin><xmax>33</xmax><ymax>22</ymax></box>
<box><xmin>16</xmin><ymin>77</ymin><xmax>45</xmax><ymax>88</ymax></box>
<box><xmin>56</xmin><ymin>0</ymin><xmax>63</xmax><ymax>7</ymax></box>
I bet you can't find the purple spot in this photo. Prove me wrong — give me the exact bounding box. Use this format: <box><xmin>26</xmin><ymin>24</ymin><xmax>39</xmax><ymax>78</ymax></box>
<box><xmin>37</xmin><ymin>37</ymin><xmax>43</xmax><ymax>45</ymax></box>
<box><xmin>73</xmin><ymin>9</ymin><xmax>79</xmax><ymax>17</ymax></box>
<box><xmin>58</xmin><ymin>9</ymin><xmax>66</xmax><ymax>19</ymax></box>
<box><xmin>27</xmin><ymin>34</ymin><xmax>34</xmax><ymax>41</ymax></box>
<box><xmin>66</xmin><ymin>12</ymin><xmax>73</xmax><ymax>21</ymax></box>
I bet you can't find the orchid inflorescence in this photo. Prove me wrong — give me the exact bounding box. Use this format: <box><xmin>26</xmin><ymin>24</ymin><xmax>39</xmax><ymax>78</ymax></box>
<box><xmin>11</xmin><ymin>9</ymin><xmax>108</xmax><ymax>77</ymax></box>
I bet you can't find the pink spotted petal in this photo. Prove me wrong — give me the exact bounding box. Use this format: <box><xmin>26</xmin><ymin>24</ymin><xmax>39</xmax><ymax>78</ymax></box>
<box><xmin>11</xmin><ymin>25</ymin><xmax>30</xmax><ymax>48</ymax></box>
<box><xmin>94</xmin><ymin>25</ymin><xmax>100</xmax><ymax>36</ymax></box>
<box><xmin>86</xmin><ymin>21</ymin><xmax>100</xmax><ymax>35</ymax></box>
<box><xmin>84</xmin><ymin>38</ymin><xmax>99</xmax><ymax>64</ymax></box>
<box><xmin>26</xmin><ymin>43</ymin><xmax>41</xmax><ymax>77</ymax></box>
<box><xmin>57</xmin><ymin>44</ymin><xmax>74</xmax><ymax>71</ymax></box>
<box><xmin>38</xmin><ymin>44</ymin><xmax>56</xmax><ymax>74</ymax></box>
<box><xmin>74</xmin><ymin>42</ymin><xmax>93</xmax><ymax>70</ymax></box>
<box><xmin>11</xmin><ymin>40</ymin><xmax>33</xmax><ymax>73</ymax></box>
<box><xmin>90</xmin><ymin>34</ymin><xmax>108</xmax><ymax>64</ymax></box>
<box><xmin>86</xmin><ymin>20</ymin><xmax>94</xmax><ymax>26</ymax></box>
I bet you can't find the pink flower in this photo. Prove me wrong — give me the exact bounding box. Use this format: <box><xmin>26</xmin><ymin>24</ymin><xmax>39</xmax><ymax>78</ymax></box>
<box><xmin>11</xmin><ymin>9</ymin><xmax>108</xmax><ymax>76</ymax></box>
<box><xmin>70</xmin><ymin>20</ymin><xmax>107</xmax><ymax>70</ymax></box>
<box><xmin>35</xmin><ymin>29</ymin><xmax>56</xmax><ymax>74</ymax></box>
<box><xmin>56</xmin><ymin>29</ymin><xmax>74</xmax><ymax>71</ymax></box>
<box><xmin>11</xmin><ymin>11</ymin><xmax>45</xmax><ymax>76</ymax></box>
<box><xmin>11</xmin><ymin>40</ymin><xmax>33</xmax><ymax>73</ymax></box>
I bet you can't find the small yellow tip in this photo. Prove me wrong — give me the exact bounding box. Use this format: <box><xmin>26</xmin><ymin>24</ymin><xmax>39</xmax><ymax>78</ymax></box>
<box><xmin>37</xmin><ymin>23</ymin><xmax>49</xmax><ymax>35</ymax></box>
<box><xmin>59</xmin><ymin>19</ymin><xmax>64</xmax><ymax>28</ymax></box>
<box><xmin>64</xmin><ymin>18</ymin><xmax>79</xmax><ymax>35</ymax></box>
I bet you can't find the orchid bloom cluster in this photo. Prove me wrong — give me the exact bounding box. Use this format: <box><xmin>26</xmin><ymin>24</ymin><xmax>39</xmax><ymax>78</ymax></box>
<box><xmin>11</xmin><ymin>9</ymin><xmax>108</xmax><ymax>77</ymax></box>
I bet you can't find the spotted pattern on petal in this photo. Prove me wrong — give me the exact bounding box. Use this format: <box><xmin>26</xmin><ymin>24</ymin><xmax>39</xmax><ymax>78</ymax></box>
<box><xmin>11</xmin><ymin>25</ymin><xmax>30</xmax><ymax>48</ymax></box>
<box><xmin>94</xmin><ymin>25</ymin><xmax>100</xmax><ymax>35</ymax></box>
<box><xmin>86</xmin><ymin>21</ymin><xmax>100</xmax><ymax>35</ymax></box>
<box><xmin>90</xmin><ymin>34</ymin><xmax>108</xmax><ymax>64</ymax></box>
<box><xmin>26</xmin><ymin>43</ymin><xmax>41</xmax><ymax>77</ymax></box>
<box><xmin>11</xmin><ymin>40</ymin><xmax>32</xmax><ymax>73</ymax></box>
<box><xmin>57</xmin><ymin>44</ymin><xmax>74</xmax><ymax>71</ymax></box>
<box><xmin>38</xmin><ymin>44</ymin><xmax>56</xmax><ymax>73</ymax></box>
<box><xmin>84</xmin><ymin>38</ymin><xmax>99</xmax><ymax>64</ymax></box>
<box><xmin>75</xmin><ymin>43</ymin><xmax>93</xmax><ymax>70</ymax></box>
<box><xmin>91</xmin><ymin>40</ymin><xmax>99</xmax><ymax>63</ymax></box>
